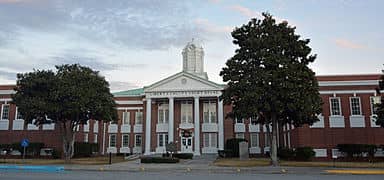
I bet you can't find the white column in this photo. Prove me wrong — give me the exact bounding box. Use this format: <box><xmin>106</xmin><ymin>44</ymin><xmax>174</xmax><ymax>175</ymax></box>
<box><xmin>218</xmin><ymin>98</ymin><xmax>224</xmax><ymax>150</ymax></box>
<box><xmin>168</xmin><ymin>97</ymin><xmax>174</xmax><ymax>143</ymax></box>
<box><xmin>194</xmin><ymin>96</ymin><xmax>201</xmax><ymax>156</ymax></box>
<box><xmin>145</xmin><ymin>98</ymin><xmax>152</xmax><ymax>155</ymax></box>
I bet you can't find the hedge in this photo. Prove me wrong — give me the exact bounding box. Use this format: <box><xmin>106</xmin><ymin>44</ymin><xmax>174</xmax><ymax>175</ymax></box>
<box><xmin>140</xmin><ymin>157</ymin><xmax>180</xmax><ymax>163</ymax></box>
<box><xmin>277</xmin><ymin>147</ymin><xmax>295</xmax><ymax>160</ymax></box>
<box><xmin>224</xmin><ymin>138</ymin><xmax>247</xmax><ymax>157</ymax></box>
<box><xmin>0</xmin><ymin>142</ymin><xmax>44</xmax><ymax>156</ymax></box>
<box><xmin>337</xmin><ymin>144</ymin><xmax>377</xmax><ymax>158</ymax></box>
<box><xmin>163</xmin><ymin>153</ymin><xmax>193</xmax><ymax>159</ymax></box>
<box><xmin>277</xmin><ymin>147</ymin><xmax>315</xmax><ymax>161</ymax></box>
<box><xmin>74</xmin><ymin>142</ymin><xmax>98</xmax><ymax>157</ymax></box>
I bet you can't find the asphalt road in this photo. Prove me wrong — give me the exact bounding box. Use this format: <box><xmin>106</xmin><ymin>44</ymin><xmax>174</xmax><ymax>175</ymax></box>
<box><xmin>0</xmin><ymin>171</ymin><xmax>383</xmax><ymax>180</ymax></box>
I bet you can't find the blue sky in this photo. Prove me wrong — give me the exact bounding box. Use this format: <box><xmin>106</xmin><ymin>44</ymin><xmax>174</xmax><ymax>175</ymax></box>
<box><xmin>0</xmin><ymin>0</ymin><xmax>383</xmax><ymax>91</ymax></box>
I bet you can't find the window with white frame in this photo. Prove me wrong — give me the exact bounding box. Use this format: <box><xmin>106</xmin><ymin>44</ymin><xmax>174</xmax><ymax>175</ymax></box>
<box><xmin>236</xmin><ymin>118</ymin><xmax>244</xmax><ymax>124</ymax></box>
<box><xmin>158</xmin><ymin>104</ymin><xmax>169</xmax><ymax>124</ymax></box>
<box><xmin>264</xmin><ymin>133</ymin><xmax>270</xmax><ymax>147</ymax></box>
<box><xmin>157</xmin><ymin>133</ymin><xmax>168</xmax><ymax>147</ymax></box>
<box><xmin>1</xmin><ymin>104</ymin><xmax>10</xmax><ymax>120</ymax></box>
<box><xmin>109</xmin><ymin>134</ymin><xmax>116</xmax><ymax>147</ymax></box>
<box><xmin>370</xmin><ymin>96</ymin><xmax>381</xmax><ymax>115</ymax></box>
<box><xmin>235</xmin><ymin>133</ymin><xmax>244</xmax><ymax>139</ymax></box>
<box><xmin>203</xmin><ymin>133</ymin><xmax>217</xmax><ymax>148</ymax></box>
<box><xmin>250</xmin><ymin>116</ymin><xmax>258</xmax><ymax>125</ymax></box>
<box><xmin>84</xmin><ymin>133</ymin><xmax>88</xmax><ymax>143</ymax></box>
<box><xmin>15</xmin><ymin>107</ymin><xmax>23</xmax><ymax>119</ymax></box>
<box><xmin>250</xmin><ymin>133</ymin><xmax>259</xmax><ymax>147</ymax></box>
<box><xmin>330</xmin><ymin>97</ymin><xmax>342</xmax><ymax>116</ymax></box>
<box><xmin>122</xmin><ymin>134</ymin><xmax>129</xmax><ymax>147</ymax></box>
<box><xmin>122</xmin><ymin>112</ymin><xmax>130</xmax><ymax>124</ymax></box>
<box><xmin>350</xmin><ymin>97</ymin><xmax>361</xmax><ymax>115</ymax></box>
<box><xmin>135</xmin><ymin>111</ymin><xmax>143</xmax><ymax>124</ymax></box>
<box><xmin>203</xmin><ymin>101</ymin><xmax>217</xmax><ymax>123</ymax></box>
<box><xmin>135</xmin><ymin>134</ymin><xmax>142</xmax><ymax>147</ymax></box>
<box><xmin>181</xmin><ymin>101</ymin><xmax>193</xmax><ymax>123</ymax></box>
<box><xmin>94</xmin><ymin>134</ymin><xmax>98</xmax><ymax>143</ymax></box>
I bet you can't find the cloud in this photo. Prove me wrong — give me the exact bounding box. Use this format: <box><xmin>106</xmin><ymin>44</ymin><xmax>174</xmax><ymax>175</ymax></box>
<box><xmin>109</xmin><ymin>81</ymin><xmax>140</xmax><ymax>92</ymax></box>
<box><xmin>334</xmin><ymin>39</ymin><xmax>365</xmax><ymax>49</ymax></box>
<box><xmin>194</xmin><ymin>18</ymin><xmax>232</xmax><ymax>35</ymax></box>
<box><xmin>0</xmin><ymin>0</ymin><xmax>200</xmax><ymax>50</ymax></box>
<box><xmin>207</xmin><ymin>0</ymin><xmax>220</xmax><ymax>3</ymax></box>
<box><xmin>228</xmin><ymin>5</ymin><xmax>262</xmax><ymax>18</ymax></box>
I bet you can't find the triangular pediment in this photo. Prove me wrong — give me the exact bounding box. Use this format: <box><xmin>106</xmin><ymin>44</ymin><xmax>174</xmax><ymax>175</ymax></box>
<box><xmin>144</xmin><ymin>72</ymin><xmax>224</xmax><ymax>92</ymax></box>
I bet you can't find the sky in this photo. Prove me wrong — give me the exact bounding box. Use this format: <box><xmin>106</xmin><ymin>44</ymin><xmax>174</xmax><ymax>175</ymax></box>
<box><xmin>0</xmin><ymin>0</ymin><xmax>383</xmax><ymax>92</ymax></box>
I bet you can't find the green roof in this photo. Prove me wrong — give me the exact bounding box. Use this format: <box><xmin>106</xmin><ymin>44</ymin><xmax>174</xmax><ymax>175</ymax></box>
<box><xmin>113</xmin><ymin>88</ymin><xmax>144</xmax><ymax>97</ymax></box>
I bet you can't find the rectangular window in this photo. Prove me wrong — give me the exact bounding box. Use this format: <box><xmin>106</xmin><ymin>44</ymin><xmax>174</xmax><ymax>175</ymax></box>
<box><xmin>1</xmin><ymin>104</ymin><xmax>10</xmax><ymax>120</ymax></box>
<box><xmin>250</xmin><ymin>117</ymin><xmax>258</xmax><ymax>125</ymax></box>
<box><xmin>135</xmin><ymin>112</ymin><xmax>143</xmax><ymax>124</ymax></box>
<box><xmin>264</xmin><ymin>133</ymin><xmax>270</xmax><ymax>147</ymax></box>
<box><xmin>135</xmin><ymin>134</ymin><xmax>142</xmax><ymax>147</ymax></box>
<box><xmin>122</xmin><ymin>134</ymin><xmax>129</xmax><ymax>147</ymax></box>
<box><xmin>350</xmin><ymin>97</ymin><xmax>361</xmax><ymax>115</ymax></box>
<box><xmin>181</xmin><ymin>102</ymin><xmax>193</xmax><ymax>123</ymax></box>
<box><xmin>370</xmin><ymin>96</ymin><xmax>381</xmax><ymax>115</ymax></box>
<box><xmin>236</xmin><ymin>118</ymin><xmax>244</xmax><ymax>124</ymax></box>
<box><xmin>330</xmin><ymin>97</ymin><xmax>342</xmax><ymax>116</ymax></box>
<box><xmin>122</xmin><ymin>112</ymin><xmax>130</xmax><ymax>124</ymax></box>
<box><xmin>157</xmin><ymin>133</ymin><xmax>168</xmax><ymax>147</ymax></box>
<box><xmin>235</xmin><ymin>133</ymin><xmax>244</xmax><ymax>139</ymax></box>
<box><xmin>250</xmin><ymin>133</ymin><xmax>259</xmax><ymax>147</ymax></box>
<box><xmin>203</xmin><ymin>133</ymin><xmax>217</xmax><ymax>147</ymax></box>
<box><xmin>109</xmin><ymin>134</ymin><xmax>116</xmax><ymax>147</ymax></box>
<box><xmin>84</xmin><ymin>134</ymin><xmax>88</xmax><ymax>143</ymax></box>
<box><xmin>203</xmin><ymin>101</ymin><xmax>217</xmax><ymax>123</ymax></box>
<box><xmin>16</xmin><ymin>107</ymin><xmax>23</xmax><ymax>119</ymax></box>
<box><xmin>158</xmin><ymin>104</ymin><xmax>169</xmax><ymax>124</ymax></box>
<box><xmin>94</xmin><ymin>134</ymin><xmax>98</xmax><ymax>143</ymax></box>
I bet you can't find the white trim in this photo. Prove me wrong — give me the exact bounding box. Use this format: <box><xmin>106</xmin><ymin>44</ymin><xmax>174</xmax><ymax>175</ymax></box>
<box><xmin>319</xmin><ymin>80</ymin><xmax>379</xmax><ymax>86</ymax></box>
<box><xmin>116</xmin><ymin>107</ymin><xmax>143</xmax><ymax>110</ymax></box>
<box><xmin>0</xmin><ymin>98</ymin><xmax>12</xmax><ymax>102</ymax></box>
<box><xmin>320</xmin><ymin>90</ymin><xmax>384</xmax><ymax>95</ymax></box>
<box><xmin>0</xmin><ymin>90</ymin><xmax>15</xmax><ymax>95</ymax></box>
<box><xmin>115</xmin><ymin>100</ymin><xmax>143</xmax><ymax>105</ymax></box>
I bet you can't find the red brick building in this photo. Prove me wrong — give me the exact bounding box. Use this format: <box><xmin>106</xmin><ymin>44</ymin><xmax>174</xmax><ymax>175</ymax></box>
<box><xmin>0</xmin><ymin>41</ymin><xmax>383</xmax><ymax>158</ymax></box>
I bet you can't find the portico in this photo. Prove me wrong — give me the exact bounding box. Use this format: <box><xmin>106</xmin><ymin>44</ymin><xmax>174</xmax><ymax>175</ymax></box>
<box><xmin>143</xmin><ymin>84</ymin><xmax>225</xmax><ymax>155</ymax></box>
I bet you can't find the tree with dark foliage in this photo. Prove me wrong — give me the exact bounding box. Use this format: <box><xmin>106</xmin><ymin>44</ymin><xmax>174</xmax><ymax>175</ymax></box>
<box><xmin>12</xmin><ymin>64</ymin><xmax>117</xmax><ymax>162</ymax></box>
<box><xmin>220</xmin><ymin>13</ymin><xmax>322</xmax><ymax>166</ymax></box>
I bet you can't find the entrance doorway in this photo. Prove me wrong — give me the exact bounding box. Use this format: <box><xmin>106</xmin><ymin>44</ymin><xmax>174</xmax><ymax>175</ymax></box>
<box><xmin>181</xmin><ymin>136</ymin><xmax>193</xmax><ymax>153</ymax></box>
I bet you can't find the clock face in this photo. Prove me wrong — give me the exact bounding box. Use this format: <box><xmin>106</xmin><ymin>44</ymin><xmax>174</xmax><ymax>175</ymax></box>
<box><xmin>181</xmin><ymin>78</ymin><xmax>187</xmax><ymax>84</ymax></box>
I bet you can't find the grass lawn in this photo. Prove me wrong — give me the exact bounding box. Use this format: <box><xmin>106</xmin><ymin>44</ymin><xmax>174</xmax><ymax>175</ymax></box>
<box><xmin>214</xmin><ymin>158</ymin><xmax>384</xmax><ymax>168</ymax></box>
<box><xmin>0</xmin><ymin>156</ymin><xmax>128</xmax><ymax>165</ymax></box>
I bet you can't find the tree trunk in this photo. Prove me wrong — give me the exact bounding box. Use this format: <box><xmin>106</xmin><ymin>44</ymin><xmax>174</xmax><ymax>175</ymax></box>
<box><xmin>270</xmin><ymin>113</ymin><xmax>279</xmax><ymax>166</ymax></box>
<box><xmin>60</xmin><ymin>122</ymin><xmax>76</xmax><ymax>163</ymax></box>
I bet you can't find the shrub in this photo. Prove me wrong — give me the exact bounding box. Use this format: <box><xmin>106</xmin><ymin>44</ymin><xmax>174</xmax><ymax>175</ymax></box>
<box><xmin>140</xmin><ymin>157</ymin><xmax>180</xmax><ymax>163</ymax></box>
<box><xmin>278</xmin><ymin>147</ymin><xmax>295</xmax><ymax>160</ymax></box>
<box><xmin>224</xmin><ymin>138</ymin><xmax>247</xmax><ymax>157</ymax></box>
<box><xmin>74</xmin><ymin>142</ymin><xmax>99</xmax><ymax>157</ymax></box>
<box><xmin>173</xmin><ymin>153</ymin><xmax>193</xmax><ymax>159</ymax></box>
<box><xmin>295</xmin><ymin>147</ymin><xmax>315</xmax><ymax>161</ymax></box>
<box><xmin>51</xmin><ymin>149</ymin><xmax>61</xmax><ymax>159</ymax></box>
<box><xmin>337</xmin><ymin>144</ymin><xmax>377</xmax><ymax>158</ymax></box>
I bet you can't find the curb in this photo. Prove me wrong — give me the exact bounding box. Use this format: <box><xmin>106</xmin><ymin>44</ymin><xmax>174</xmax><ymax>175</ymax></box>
<box><xmin>325</xmin><ymin>169</ymin><xmax>384</xmax><ymax>175</ymax></box>
<box><xmin>0</xmin><ymin>165</ymin><xmax>64</xmax><ymax>172</ymax></box>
